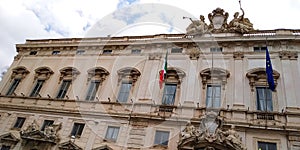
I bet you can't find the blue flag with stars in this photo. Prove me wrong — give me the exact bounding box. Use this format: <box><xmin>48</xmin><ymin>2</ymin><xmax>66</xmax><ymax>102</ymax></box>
<box><xmin>266</xmin><ymin>47</ymin><xmax>275</xmax><ymax>91</ymax></box>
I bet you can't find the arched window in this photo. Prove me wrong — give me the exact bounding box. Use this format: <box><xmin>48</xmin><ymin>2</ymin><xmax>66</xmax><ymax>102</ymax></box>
<box><xmin>200</xmin><ymin>68</ymin><xmax>230</xmax><ymax>108</ymax></box>
<box><xmin>116</xmin><ymin>67</ymin><xmax>141</xmax><ymax>102</ymax></box>
<box><xmin>85</xmin><ymin>67</ymin><xmax>109</xmax><ymax>101</ymax></box>
<box><xmin>6</xmin><ymin>66</ymin><xmax>30</xmax><ymax>96</ymax></box>
<box><xmin>56</xmin><ymin>67</ymin><xmax>80</xmax><ymax>99</ymax></box>
<box><xmin>29</xmin><ymin>67</ymin><xmax>54</xmax><ymax>97</ymax></box>
<box><xmin>246</xmin><ymin>68</ymin><xmax>280</xmax><ymax>111</ymax></box>
<box><xmin>161</xmin><ymin>67</ymin><xmax>185</xmax><ymax>106</ymax></box>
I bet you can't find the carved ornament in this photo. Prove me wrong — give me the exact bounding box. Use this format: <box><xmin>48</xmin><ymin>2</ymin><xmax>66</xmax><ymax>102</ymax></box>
<box><xmin>117</xmin><ymin>67</ymin><xmax>141</xmax><ymax>86</ymax></box>
<box><xmin>279</xmin><ymin>51</ymin><xmax>298</xmax><ymax>60</ymax></box>
<box><xmin>87</xmin><ymin>67</ymin><xmax>110</xmax><ymax>83</ymax></box>
<box><xmin>200</xmin><ymin>68</ymin><xmax>230</xmax><ymax>90</ymax></box>
<box><xmin>59</xmin><ymin>67</ymin><xmax>80</xmax><ymax>82</ymax></box>
<box><xmin>11</xmin><ymin>66</ymin><xmax>30</xmax><ymax>80</ymax></box>
<box><xmin>246</xmin><ymin>68</ymin><xmax>280</xmax><ymax>91</ymax></box>
<box><xmin>34</xmin><ymin>67</ymin><xmax>54</xmax><ymax>80</ymax></box>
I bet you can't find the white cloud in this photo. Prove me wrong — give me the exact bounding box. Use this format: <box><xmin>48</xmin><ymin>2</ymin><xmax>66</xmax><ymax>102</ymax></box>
<box><xmin>1</xmin><ymin>0</ymin><xmax>300</xmax><ymax>74</ymax></box>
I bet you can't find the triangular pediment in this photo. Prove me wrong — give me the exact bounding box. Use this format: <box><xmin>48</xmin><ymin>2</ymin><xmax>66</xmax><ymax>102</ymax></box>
<box><xmin>92</xmin><ymin>145</ymin><xmax>113</xmax><ymax>150</ymax></box>
<box><xmin>20</xmin><ymin>130</ymin><xmax>57</xmax><ymax>144</ymax></box>
<box><xmin>0</xmin><ymin>133</ymin><xmax>19</xmax><ymax>143</ymax></box>
<box><xmin>58</xmin><ymin>141</ymin><xmax>82</xmax><ymax>150</ymax></box>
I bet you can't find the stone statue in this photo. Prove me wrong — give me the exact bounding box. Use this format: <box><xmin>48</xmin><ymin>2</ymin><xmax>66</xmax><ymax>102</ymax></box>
<box><xmin>22</xmin><ymin>120</ymin><xmax>39</xmax><ymax>134</ymax></box>
<box><xmin>224</xmin><ymin>125</ymin><xmax>246</xmax><ymax>150</ymax></box>
<box><xmin>186</xmin><ymin>15</ymin><xmax>208</xmax><ymax>35</ymax></box>
<box><xmin>181</xmin><ymin>122</ymin><xmax>196</xmax><ymax>140</ymax></box>
<box><xmin>228</xmin><ymin>10</ymin><xmax>254</xmax><ymax>33</ymax></box>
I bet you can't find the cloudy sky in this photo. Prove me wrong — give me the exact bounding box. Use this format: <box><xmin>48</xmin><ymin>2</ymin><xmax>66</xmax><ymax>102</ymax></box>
<box><xmin>1</xmin><ymin>0</ymin><xmax>300</xmax><ymax>76</ymax></box>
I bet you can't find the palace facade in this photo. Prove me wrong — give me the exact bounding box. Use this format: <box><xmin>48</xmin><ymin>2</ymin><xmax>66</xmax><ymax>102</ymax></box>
<box><xmin>0</xmin><ymin>8</ymin><xmax>300</xmax><ymax>150</ymax></box>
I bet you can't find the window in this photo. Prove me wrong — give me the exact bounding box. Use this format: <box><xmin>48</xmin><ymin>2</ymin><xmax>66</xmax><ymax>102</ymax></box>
<box><xmin>254</xmin><ymin>46</ymin><xmax>267</xmax><ymax>52</ymax></box>
<box><xmin>6</xmin><ymin>79</ymin><xmax>20</xmax><ymax>96</ymax></box>
<box><xmin>40</xmin><ymin>120</ymin><xmax>54</xmax><ymax>131</ymax></box>
<box><xmin>258</xmin><ymin>141</ymin><xmax>277</xmax><ymax>150</ymax></box>
<box><xmin>13</xmin><ymin>117</ymin><xmax>26</xmax><ymax>128</ymax></box>
<box><xmin>256</xmin><ymin>87</ymin><xmax>273</xmax><ymax>111</ymax></box>
<box><xmin>52</xmin><ymin>51</ymin><xmax>60</xmax><ymax>55</ymax></box>
<box><xmin>103</xmin><ymin>50</ymin><xmax>112</xmax><ymax>54</ymax></box>
<box><xmin>171</xmin><ymin>48</ymin><xmax>183</xmax><ymax>53</ymax></box>
<box><xmin>105</xmin><ymin>126</ymin><xmax>120</xmax><ymax>141</ymax></box>
<box><xmin>76</xmin><ymin>50</ymin><xmax>85</xmax><ymax>55</ymax></box>
<box><xmin>29</xmin><ymin>51</ymin><xmax>37</xmax><ymax>55</ymax></box>
<box><xmin>71</xmin><ymin>123</ymin><xmax>85</xmax><ymax>137</ymax></box>
<box><xmin>162</xmin><ymin>84</ymin><xmax>177</xmax><ymax>105</ymax></box>
<box><xmin>0</xmin><ymin>145</ymin><xmax>11</xmax><ymax>150</ymax></box>
<box><xmin>85</xmin><ymin>81</ymin><xmax>100</xmax><ymax>101</ymax></box>
<box><xmin>29</xmin><ymin>80</ymin><xmax>45</xmax><ymax>97</ymax></box>
<box><xmin>117</xmin><ymin>82</ymin><xmax>132</xmax><ymax>102</ymax></box>
<box><xmin>154</xmin><ymin>130</ymin><xmax>170</xmax><ymax>146</ymax></box>
<box><xmin>56</xmin><ymin>80</ymin><xmax>71</xmax><ymax>99</ymax></box>
<box><xmin>206</xmin><ymin>85</ymin><xmax>221</xmax><ymax>108</ymax></box>
<box><xmin>131</xmin><ymin>49</ymin><xmax>141</xmax><ymax>54</ymax></box>
<box><xmin>210</xmin><ymin>47</ymin><xmax>223</xmax><ymax>52</ymax></box>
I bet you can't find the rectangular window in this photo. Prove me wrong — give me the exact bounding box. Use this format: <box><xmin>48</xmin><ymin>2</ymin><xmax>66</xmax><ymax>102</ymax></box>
<box><xmin>210</xmin><ymin>47</ymin><xmax>223</xmax><ymax>52</ymax></box>
<box><xmin>254</xmin><ymin>46</ymin><xmax>267</xmax><ymax>52</ymax></box>
<box><xmin>256</xmin><ymin>87</ymin><xmax>273</xmax><ymax>111</ymax></box>
<box><xmin>154</xmin><ymin>130</ymin><xmax>170</xmax><ymax>146</ymax></box>
<box><xmin>171</xmin><ymin>48</ymin><xmax>183</xmax><ymax>53</ymax></box>
<box><xmin>117</xmin><ymin>82</ymin><xmax>132</xmax><ymax>102</ymax></box>
<box><xmin>40</xmin><ymin>120</ymin><xmax>54</xmax><ymax>131</ymax></box>
<box><xmin>85</xmin><ymin>81</ymin><xmax>100</xmax><ymax>101</ymax></box>
<box><xmin>103</xmin><ymin>50</ymin><xmax>112</xmax><ymax>54</ymax></box>
<box><xmin>131</xmin><ymin>49</ymin><xmax>141</xmax><ymax>54</ymax></box>
<box><xmin>105</xmin><ymin>126</ymin><xmax>120</xmax><ymax>141</ymax></box>
<box><xmin>29</xmin><ymin>51</ymin><xmax>37</xmax><ymax>55</ymax></box>
<box><xmin>258</xmin><ymin>141</ymin><xmax>277</xmax><ymax>150</ymax></box>
<box><xmin>76</xmin><ymin>50</ymin><xmax>85</xmax><ymax>55</ymax></box>
<box><xmin>29</xmin><ymin>80</ymin><xmax>45</xmax><ymax>97</ymax></box>
<box><xmin>162</xmin><ymin>84</ymin><xmax>177</xmax><ymax>105</ymax></box>
<box><xmin>56</xmin><ymin>80</ymin><xmax>71</xmax><ymax>99</ymax></box>
<box><xmin>1</xmin><ymin>145</ymin><xmax>11</xmax><ymax>150</ymax></box>
<box><xmin>206</xmin><ymin>85</ymin><xmax>221</xmax><ymax>108</ymax></box>
<box><xmin>13</xmin><ymin>117</ymin><xmax>26</xmax><ymax>128</ymax></box>
<box><xmin>71</xmin><ymin>123</ymin><xmax>85</xmax><ymax>137</ymax></box>
<box><xmin>52</xmin><ymin>51</ymin><xmax>60</xmax><ymax>55</ymax></box>
<box><xmin>6</xmin><ymin>79</ymin><xmax>20</xmax><ymax>96</ymax></box>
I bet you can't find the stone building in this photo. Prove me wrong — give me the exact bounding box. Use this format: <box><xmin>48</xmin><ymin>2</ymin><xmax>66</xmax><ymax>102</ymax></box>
<box><xmin>0</xmin><ymin>7</ymin><xmax>300</xmax><ymax>150</ymax></box>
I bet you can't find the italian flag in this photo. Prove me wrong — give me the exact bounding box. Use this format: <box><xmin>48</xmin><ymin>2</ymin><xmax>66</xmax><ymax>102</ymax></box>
<box><xmin>159</xmin><ymin>52</ymin><xmax>168</xmax><ymax>89</ymax></box>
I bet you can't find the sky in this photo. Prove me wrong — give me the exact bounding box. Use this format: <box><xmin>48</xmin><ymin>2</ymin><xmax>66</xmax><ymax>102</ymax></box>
<box><xmin>1</xmin><ymin>0</ymin><xmax>300</xmax><ymax>77</ymax></box>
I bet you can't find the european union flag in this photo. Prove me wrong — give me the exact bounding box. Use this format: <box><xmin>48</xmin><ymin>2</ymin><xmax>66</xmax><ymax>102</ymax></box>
<box><xmin>266</xmin><ymin>47</ymin><xmax>275</xmax><ymax>91</ymax></box>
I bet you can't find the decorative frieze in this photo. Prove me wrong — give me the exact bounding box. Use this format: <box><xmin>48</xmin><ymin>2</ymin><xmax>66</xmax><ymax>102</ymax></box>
<box><xmin>233</xmin><ymin>52</ymin><xmax>244</xmax><ymax>60</ymax></box>
<box><xmin>279</xmin><ymin>51</ymin><xmax>298</xmax><ymax>60</ymax></box>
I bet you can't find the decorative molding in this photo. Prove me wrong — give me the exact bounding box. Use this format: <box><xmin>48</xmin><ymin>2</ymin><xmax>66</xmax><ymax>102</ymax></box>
<box><xmin>200</xmin><ymin>68</ymin><xmax>230</xmax><ymax>90</ymax></box>
<box><xmin>187</xmin><ymin>47</ymin><xmax>201</xmax><ymax>60</ymax></box>
<box><xmin>164</xmin><ymin>67</ymin><xmax>186</xmax><ymax>89</ymax></box>
<box><xmin>11</xmin><ymin>66</ymin><xmax>30</xmax><ymax>80</ymax></box>
<box><xmin>117</xmin><ymin>67</ymin><xmax>141</xmax><ymax>86</ymax></box>
<box><xmin>246</xmin><ymin>68</ymin><xmax>280</xmax><ymax>91</ymax></box>
<box><xmin>279</xmin><ymin>51</ymin><xmax>298</xmax><ymax>60</ymax></box>
<box><xmin>59</xmin><ymin>67</ymin><xmax>80</xmax><ymax>82</ymax></box>
<box><xmin>148</xmin><ymin>53</ymin><xmax>162</xmax><ymax>60</ymax></box>
<box><xmin>178</xmin><ymin>111</ymin><xmax>246</xmax><ymax>150</ymax></box>
<box><xmin>87</xmin><ymin>67</ymin><xmax>110</xmax><ymax>83</ymax></box>
<box><xmin>34</xmin><ymin>66</ymin><xmax>54</xmax><ymax>81</ymax></box>
<box><xmin>233</xmin><ymin>52</ymin><xmax>244</xmax><ymax>60</ymax></box>
<box><xmin>58</xmin><ymin>141</ymin><xmax>82</xmax><ymax>150</ymax></box>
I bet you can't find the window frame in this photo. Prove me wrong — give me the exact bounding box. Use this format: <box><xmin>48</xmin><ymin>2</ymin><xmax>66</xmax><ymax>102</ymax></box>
<box><xmin>85</xmin><ymin>80</ymin><xmax>101</xmax><ymax>101</ymax></box>
<box><xmin>70</xmin><ymin>123</ymin><xmax>85</xmax><ymax>138</ymax></box>
<box><xmin>131</xmin><ymin>49</ymin><xmax>141</xmax><ymax>54</ymax></box>
<box><xmin>154</xmin><ymin>130</ymin><xmax>170</xmax><ymax>146</ymax></box>
<box><xmin>56</xmin><ymin>80</ymin><xmax>71</xmax><ymax>99</ymax></box>
<box><xmin>171</xmin><ymin>48</ymin><xmax>183</xmax><ymax>53</ymax></box>
<box><xmin>257</xmin><ymin>141</ymin><xmax>277</xmax><ymax>150</ymax></box>
<box><xmin>29</xmin><ymin>80</ymin><xmax>45</xmax><ymax>97</ymax></box>
<box><xmin>210</xmin><ymin>47</ymin><xmax>223</xmax><ymax>52</ymax></box>
<box><xmin>105</xmin><ymin>126</ymin><xmax>120</xmax><ymax>142</ymax></box>
<box><xmin>256</xmin><ymin>87</ymin><xmax>273</xmax><ymax>111</ymax></box>
<box><xmin>40</xmin><ymin>120</ymin><xmax>54</xmax><ymax>131</ymax></box>
<box><xmin>13</xmin><ymin>117</ymin><xmax>26</xmax><ymax>129</ymax></box>
<box><xmin>162</xmin><ymin>83</ymin><xmax>177</xmax><ymax>105</ymax></box>
<box><xmin>206</xmin><ymin>84</ymin><xmax>221</xmax><ymax>108</ymax></box>
<box><xmin>6</xmin><ymin>78</ymin><xmax>20</xmax><ymax>96</ymax></box>
<box><xmin>117</xmin><ymin>82</ymin><xmax>132</xmax><ymax>103</ymax></box>
<box><xmin>52</xmin><ymin>51</ymin><xmax>60</xmax><ymax>55</ymax></box>
<box><xmin>103</xmin><ymin>50</ymin><xmax>112</xmax><ymax>54</ymax></box>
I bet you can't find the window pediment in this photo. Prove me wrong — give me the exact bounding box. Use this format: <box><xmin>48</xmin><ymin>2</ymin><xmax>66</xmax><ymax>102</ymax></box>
<box><xmin>200</xmin><ymin>68</ymin><xmax>230</xmax><ymax>89</ymax></box>
<box><xmin>87</xmin><ymin>67</ymin><xmax>109</xmax><ymax>83</ymax></box>
<box><xmin>117</xmin><ymin>67</ymin><xmax>141</xmax><ymax>85</ymax></box>
<box><xmin>246</xmin><ymin>68</ymin><xmax>280</xmax><ymax>91</ymax></box>
<box><xmin>34</xmin><ymin>67</ymin><xmax>54</xmax><ymax>80</ymax></box>
<box><xmin>11</xmin><ymin>66</ymin><xmax>30</xmax><ymax>80</ymax></box>
<box><xmin>165</xmin><ymin>67</ymin><xmax>185</xmax><ymax>84</ymax></box>
<box><xmin>59</xmin><ymin>67</ymin><xmax>80</xmax><ymax>82</ymax></box>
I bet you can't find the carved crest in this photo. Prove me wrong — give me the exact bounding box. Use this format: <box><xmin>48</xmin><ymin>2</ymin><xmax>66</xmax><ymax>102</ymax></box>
<box><xmin>208</xmin><ymin>8</ymin><xmax>229</xmax><ymax>31</ymax></box>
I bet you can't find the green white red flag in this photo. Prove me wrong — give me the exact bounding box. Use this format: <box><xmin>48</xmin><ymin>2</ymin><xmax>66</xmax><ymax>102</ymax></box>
<box><xmin>159</xmin><ymin>52</ymin><xmax>168</xmax><ymax>89</ymax></box>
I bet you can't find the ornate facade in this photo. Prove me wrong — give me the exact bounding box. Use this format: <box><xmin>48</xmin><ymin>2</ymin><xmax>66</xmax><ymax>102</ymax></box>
<box><xmin>0</xmin><ymin>8</ymin><xmax>300</xmax><ymax>150</ymax></box>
